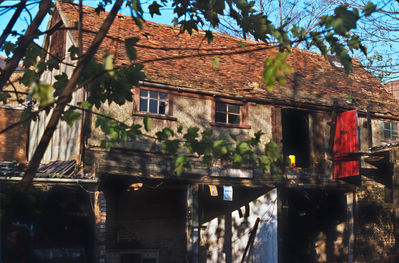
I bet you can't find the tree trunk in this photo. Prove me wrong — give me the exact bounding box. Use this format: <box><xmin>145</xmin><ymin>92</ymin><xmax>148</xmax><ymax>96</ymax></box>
<box><xmin>18</xmin><ymin>0</ymin><xmax>124</xmax><ymax>192</ymax></box>
<box><xmin>0</xmin><ymin>0</ymin><xmax>28</xmax><ymax>49</ymax></box>
<box><xmin>0</xmin><ymin>0</ymin><xmax>51</xmax><ymax>92</ymax></box>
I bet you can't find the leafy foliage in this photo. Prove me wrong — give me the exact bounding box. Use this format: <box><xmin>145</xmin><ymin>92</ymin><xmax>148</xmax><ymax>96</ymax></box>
<box><xmin>148</xmin><ymin>123</ymin><xmax>281</xmax><ymax>176</ymax></box>
<box><xmin>61</xmin><ymin>108</ymin><xmax>81</xmax><ymax>127</ymax></box>
<box><xmin>0</xmin><ymin>0</ymin><xmax>378</xmax><ymax>189</ymax></box>
<box><xmin>263</xmin><ymin>52</ymin><xmax>294</xmax><ymax>90</ymax></box>
<box><xmin>0</xmin><ymin>92</ymin><xmax>11</xmax><ymax>104</ymax></box>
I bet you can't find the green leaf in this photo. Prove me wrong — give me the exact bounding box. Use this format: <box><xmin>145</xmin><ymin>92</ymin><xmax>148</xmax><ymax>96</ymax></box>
<box><xmin>212</xmin><ymin>58</ymin><xmax>220</xmax><ymax>68</ymax></box>
<box><xmin>148</xmin><ymin>1</ymin><xmax>162</xmax><ymax>17</ymax></box>
<box><xmin>205</xmin><ymin>30</ymin><xmax>213</xmax><ymax>43</ymax></box>
<box><xmin>143</xmin><ymin>116</ymin><xmax>152</xmax><ymax>132</ymax></box>
<box><xmin>3</xmin><ymin>42</ymin><xmax>15</xmax><ymax>56</ymax></box>
<box><xmin>68</xmin><ymin>46</ymin><xmax>79</xmax><ymax>60</ymax></box>
<box><xmin>174</xmin><ymin>154</ymin><xmax>189</xmax><ymax>176</ymax></box>
<box><xmin>156</xmin><ymin>127</ymin><xmax>174</xmax><ymax>141</ymax></box>
<box><xmin>184</xmin><ymin>127</ymin><xmax>200</xmax><ymax>142</ymax></box>
<box><xmin>81</xmin><ymin>101</ymin><xmax>92</xmax><ymax>109</ymax></box>
<box><xmin>237</xmin><ymin>142</ymin><xmax>250</xmax><ymax>154</ymax></box>
<box><xmin>100</xmin><ymin>140</ymin><xmax>113</xmax><ymax>151</ymax></box>
<box><xmin>61</xmin><ymin>109</ymin><xmax>81</xmax><ymax>126</ymax></box>
<box><xmin>259</xmin><ymin>156</ymin><xmax>271</xmax><ymax>171</ymax></box>
<box><xmin>362</xmin><ymin>2</ymin><xmax>376</xmax><ymax>17</ymax></box>
<box><xmin>0</xmin><ymin>92</ymin><xmax>11</xmax><ymax>104</ymax></box>
<box><xmin>163</xmin><ymin>140</ymin><xmax>180</xmax><ymax>154</ymax></box>
<box><xmin>233</xmin><ymin>153</ymin><xmax>243</xmax><ymax>166</ymax></box>
<box><xmin>53</xmin><ymin>73</ymin><xmax>68</xmax><ymax>97</ymax></box>
<box><xmin>265</xmin><ymin>140</ymin><xmax>280</xmax><ymax>162</ymax></box>
<box><xmin>103</xmin><ymin>54</ymin><xmax>114</xmax><ymax>76</ymax></box>
<box><xmin>125</xmin><ymin>37</ymin><xmax>140</xmax><ymax>61</ymax></box>
<box><xmin>263</xmin><ymin>52</ymin><xmax>294</xmax><ymax>90</ymax></box>
<box><xmin>177</xmin><ymin>125</ymin><xmax>183</xmax><ymax>133</ymax></box>
<box><xmin>126</xmin><ymin>124</ymin><xmax>142</xmax><ymax>141</ymax></box>
<box><xmin>29</xmin><ymin>82</ymin><xmax>53</xmax><ymax>106</ymax></box>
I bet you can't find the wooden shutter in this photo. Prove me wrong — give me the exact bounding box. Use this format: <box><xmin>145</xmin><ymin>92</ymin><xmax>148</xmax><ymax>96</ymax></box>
<box><xmin>333</xmin><ymin>110</ymin><xmax>359</xmax><ymax>179</ymax></box>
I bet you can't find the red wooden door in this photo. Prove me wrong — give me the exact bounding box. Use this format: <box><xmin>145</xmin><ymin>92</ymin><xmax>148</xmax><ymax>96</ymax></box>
<box><xmin>333</xmin><ymin>110</ymin><xmax>359</xmax><ymax>179</ymax></box>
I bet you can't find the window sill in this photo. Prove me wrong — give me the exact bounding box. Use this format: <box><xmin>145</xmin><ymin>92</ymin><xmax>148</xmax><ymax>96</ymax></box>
<box><xmin>209</xmin><ymin>122</ymin><xmax>251</xmax><ymax>129</ymax></box>
<box><xmin>132</xmin><ymin>112</ymin><xmax>178</xmax><ymax>121</ymax></box>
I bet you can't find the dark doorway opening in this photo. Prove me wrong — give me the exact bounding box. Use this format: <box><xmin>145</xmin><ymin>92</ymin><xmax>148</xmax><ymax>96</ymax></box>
<box><xmin>279</xmin><ymin>189</ymin><xmax>348</xmax><ymax>263</ymax></box>
<box><xmin>282</xmin><ymin>109</ymin><xmax>310</xmax><ymax>168</ymax></box>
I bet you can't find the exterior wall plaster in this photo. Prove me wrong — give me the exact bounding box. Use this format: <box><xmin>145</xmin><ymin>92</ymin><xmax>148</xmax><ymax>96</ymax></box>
<box><xmin>88</xmin><ymin>93</ymin><xmax>273</xmax><ymax>153</ymax></box>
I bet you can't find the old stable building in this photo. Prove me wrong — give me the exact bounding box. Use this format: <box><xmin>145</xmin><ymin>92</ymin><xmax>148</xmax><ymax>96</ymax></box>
<box><xmin>23</xmin><ymin>1</ymin><xmax>399</xmax><ymax>262</ymax></box>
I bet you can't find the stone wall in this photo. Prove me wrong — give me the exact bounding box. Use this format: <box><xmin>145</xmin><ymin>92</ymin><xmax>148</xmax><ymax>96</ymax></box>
<box><xmin>355</xmin><ymin>177</ymin><xmax>395</xmax><ymax>262</ymax></box>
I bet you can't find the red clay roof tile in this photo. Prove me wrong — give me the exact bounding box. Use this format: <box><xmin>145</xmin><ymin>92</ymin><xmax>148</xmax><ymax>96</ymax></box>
<box><xmin>55</xmin><ymin>1</ymin><xmax>399</xmax><ymax>115</ymax></box>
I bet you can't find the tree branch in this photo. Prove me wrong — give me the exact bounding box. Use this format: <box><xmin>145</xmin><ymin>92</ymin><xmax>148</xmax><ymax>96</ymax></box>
<box><xmin>0</xmin><ymin>0</ymin><xmax>51</xmax><ymax>92</ymax></box>
<box><xmin>18</xmin><ymin>0</ymin><xmax>124</xmax><ymax>192</ymax></box>
<box><xmin>0</xmin><ymin>0</ymin><xmax>27</xmax><ymax>49</ymax></box>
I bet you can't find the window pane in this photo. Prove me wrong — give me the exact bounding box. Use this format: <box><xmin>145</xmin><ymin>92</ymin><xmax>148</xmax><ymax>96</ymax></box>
<box><xmin>159</xmin><ymin>101</ymin><xmax>167</xmax><ymax>114</ymax></box>
<box><xmin>215</xmin><ymin>102</ymin><xmax>227</xmax><ymax>112</ymax></box>
<box><xmin>228</xmin><ymin>114</ymin><xmax>240</xmax><ymax>124</ymax></box>
<box><xmin>393</xmin><ymin>123</ymin><xmax>398</xmax><ymax>131</ymax></box>
<box><xmin>149</xmin><ymin>99</ymin><xmax>158</xmax><ymax>113</ymax></box>
<box><xmin>228</xmin><ymin>104</ymin><xmax>240</xmax><ymax>114</ymax></box>
<box><xmin>384</xmin><ymin>122</ymin><xmax>391</xmax><ymax>130</ymax></box>
<box><xmin>150</xmin><ymin>91</ymin><xmax>158</xmax><ymax>98</ymax></box>
<box><xmin>140</xmin><ymin>98</ymin><xmax>148</xmax><ymax>111</ymax></box>
<box><xmin>384</xmin><ymin>130</ymin><xmax>391</xmax><ymax>139</ymax></box>
<box><xmin>215</xmin><ymin>112</ymin><xmax>227</xmax><ymax>123</ymax></box>
<box><xmin>159</xmin><ymin>92</ymin><xmax>168</xmax><ymax>100</ymax></box>
<box><xmin>140</xmin><ymin>89</ymin><xmax>148</xmax><ymax>97</ymax></box>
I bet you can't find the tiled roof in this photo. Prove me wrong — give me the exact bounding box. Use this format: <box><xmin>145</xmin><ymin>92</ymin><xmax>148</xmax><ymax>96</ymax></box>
<box><xmin>56</xmin><ymin>1</ymin><xmax>399</xmax><ymax>115</ymax></box>
<box><xmin>0</xmin><ymin>160</ymin><xmax>95</xmax><ymax>180</ymax></box>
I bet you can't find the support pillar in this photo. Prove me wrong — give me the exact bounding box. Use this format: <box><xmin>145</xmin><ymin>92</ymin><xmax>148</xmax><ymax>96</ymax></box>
<box><xmin>186</xmin><ymin>184</ymin><xmax>199</xmax><ymax>263</ymax></box>
<box><xmin>392</xmin><ymin>150</ymin><xmax>399</xmax><ymax>260</ymax></box>
<box><xmin>93</xmin><ymin>191</ymin><xmax>107</xmax><ymax>263</ymax></box>
<box><xmin>346</xmin><ymin>192</ymin><xmax>355</xmax><ymax>263</ymax></box>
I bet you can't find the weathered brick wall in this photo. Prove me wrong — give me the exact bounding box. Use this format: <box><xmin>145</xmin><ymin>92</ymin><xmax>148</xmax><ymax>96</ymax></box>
<box><xmin>0</xmin><ymin>107</ymin><xmax>27</xmax><ymax>162</ymax></box>
<box><xmin>355</xmin><ymin>178</ymin><xmax>395</xmax><ymax>262</ymax></box>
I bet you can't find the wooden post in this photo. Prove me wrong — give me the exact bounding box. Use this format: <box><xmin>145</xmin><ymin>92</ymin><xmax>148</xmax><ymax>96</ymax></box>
<box><xmin>272</xmin><ymin>106</ymin><xmax>282</xmax><ymax>149</ymax></box>
<box><xmin>346</xmin><ymin>192</ymin><xmax>355</xmax><ymax>263</ymax></box>
<box><xmin>366</xmin><ymin>110</ymin><xmax>373</xmax><ymax>149</ymax></box>
<box><xmin>392</xmin><ymin>149</ymin><xmax>399</xmax><ymax>260</ymax></box>
<box><xmin>312</xmin><ymin>112</ymin><xmax>326</xmax><ymax>175</ymax></box>
<box><xmin>93</xmin><ymin>191</ymin><xmax>107</xmax><ymax>263</ymax></box>
<box><xmin>187</xmin><ymin>184</ymin><xmax>199</xmax><ymax>263</ymax></box>
<box><xmin>224</xmin><ymin>212</ymin><xmax>232</xmax><ymax>263</ymax></box>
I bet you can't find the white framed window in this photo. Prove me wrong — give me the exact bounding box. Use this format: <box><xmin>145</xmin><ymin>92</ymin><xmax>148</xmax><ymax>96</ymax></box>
<box><xmin>139</xmin><ymin>89</ymin><xmax>168</xmax><ymax>115</ymax></box>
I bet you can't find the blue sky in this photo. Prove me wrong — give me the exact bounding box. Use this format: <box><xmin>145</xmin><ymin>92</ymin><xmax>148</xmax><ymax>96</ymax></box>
<box><xmin>0</xmin><ymin>0</ymin><xmax>175</xmax><ymax>57</ymax></box>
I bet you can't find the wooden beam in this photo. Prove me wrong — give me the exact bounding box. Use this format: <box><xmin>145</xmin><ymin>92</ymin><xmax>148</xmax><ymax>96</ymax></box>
<box><xmin>328</xmin><ymin>107</ymin><xmax>338</xmax><ymax>156</ymax></box>
<box><xmin>367</xmin><ymin>110</ymin><xmax>373</xmax><ymax>148</ymax></box>
<box><xmin>186</xmin><ymin>184</ymin><xmax>199</xmax><ymax>263</ymax></box>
